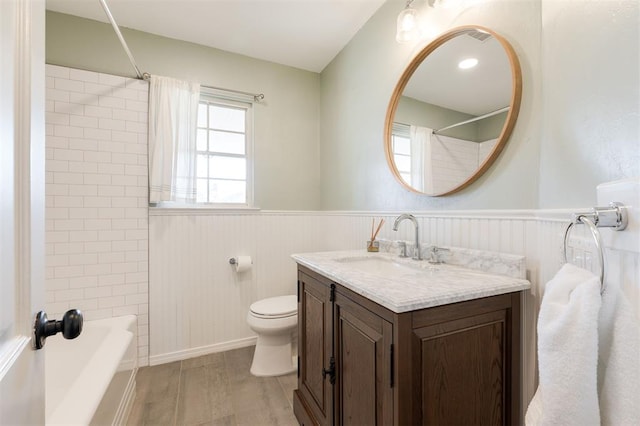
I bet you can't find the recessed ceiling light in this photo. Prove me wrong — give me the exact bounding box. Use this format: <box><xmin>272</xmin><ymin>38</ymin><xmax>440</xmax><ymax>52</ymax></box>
<box><xmin>458</xmin><ymin>58</ymin><xmax>479</xmax><ymax>69</ymax></box>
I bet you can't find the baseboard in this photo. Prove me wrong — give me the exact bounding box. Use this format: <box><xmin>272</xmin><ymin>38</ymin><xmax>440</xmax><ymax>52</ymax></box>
<box><xmin>148</xmin><ymin>336</ymin><xmax>257</xmax><ymax>366</ymax></box>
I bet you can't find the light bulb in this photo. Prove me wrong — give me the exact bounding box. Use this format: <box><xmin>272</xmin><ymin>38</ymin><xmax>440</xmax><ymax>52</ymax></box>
<box><xmin>458</xmin><ymin>58</ymin><xmax>479</xmax><ymax>69</ymax></box>
<box><xmin>396</xmin><ymin>8</ymin><xmax>419</xmax><ymax>43</ymax></box>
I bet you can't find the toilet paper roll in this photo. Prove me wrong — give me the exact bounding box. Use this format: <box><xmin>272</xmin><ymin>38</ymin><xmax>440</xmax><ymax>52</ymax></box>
<box><xmin>234</xmin><ymin>256</ymin><xmax>252</xmax><ymax>273</ymax></box>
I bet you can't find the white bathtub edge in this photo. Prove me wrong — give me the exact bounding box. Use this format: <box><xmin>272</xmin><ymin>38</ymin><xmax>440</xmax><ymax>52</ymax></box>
<box><xmin>114</xmin><ymin>372</ymin><xmax>136</xmax><ymax>426</ymax></box>
<box><xmin>46</xmin><ymin>315</ymin><xmax>138</xmax><ymax>426</ymax></box>
<box><xmin>47</xmin><ymin>330</ymin><xmax>133</xmax><ymax>426</ymax></box>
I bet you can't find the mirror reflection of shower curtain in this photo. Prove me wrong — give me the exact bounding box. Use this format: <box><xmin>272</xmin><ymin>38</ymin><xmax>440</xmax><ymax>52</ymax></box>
<box><xmin>410</xmin><ymin>125</ymin><xmax>433</xmax><ymax>193</ymax></box>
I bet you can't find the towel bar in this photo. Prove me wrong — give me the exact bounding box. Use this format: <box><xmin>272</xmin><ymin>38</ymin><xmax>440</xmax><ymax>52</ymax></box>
<box><xmin>562</xmin><ymin>202</ymin><xmax>628</xmax><ymax>293</ymax></box>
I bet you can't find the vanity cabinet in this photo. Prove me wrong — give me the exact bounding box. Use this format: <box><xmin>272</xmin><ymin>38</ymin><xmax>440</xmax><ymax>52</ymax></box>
<box><xmin>294</xmin><ymin>265</ymin><xmax>522</xmax><ymax>426</ymax></box>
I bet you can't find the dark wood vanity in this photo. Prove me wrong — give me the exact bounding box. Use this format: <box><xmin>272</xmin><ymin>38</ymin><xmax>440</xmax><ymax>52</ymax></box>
<box><xmin>293</xmin><ymin>265</ymin><xmax>522</xmax><ymax>426</ymax></box>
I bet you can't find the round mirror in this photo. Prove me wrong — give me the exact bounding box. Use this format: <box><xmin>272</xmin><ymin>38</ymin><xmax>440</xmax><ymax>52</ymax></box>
<box><xmin>384</xmin><ymin>26</ymin><xmax>522</xmax><ymax>196</ymax></box>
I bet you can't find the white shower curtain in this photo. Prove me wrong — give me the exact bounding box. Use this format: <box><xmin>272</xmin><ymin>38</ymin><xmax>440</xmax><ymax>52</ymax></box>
<box><xmin>148</xmin><ymin>75</ymin><xmax>200</xmax><ymax>203</ymax></box>
<box><xmin>409</xmin><ymin>125</ymin><xmax>433</xmax><ymax>193</ymax></box>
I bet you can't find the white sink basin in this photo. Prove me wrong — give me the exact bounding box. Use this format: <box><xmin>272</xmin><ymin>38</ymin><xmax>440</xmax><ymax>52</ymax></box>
<box><xmin>334</xmin><ymin>256</ymin><xmax>436</xmax><ymax>277</ymax></box>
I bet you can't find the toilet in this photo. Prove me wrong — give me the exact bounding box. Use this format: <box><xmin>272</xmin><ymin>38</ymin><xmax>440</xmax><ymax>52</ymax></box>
<box><xmin>247</xmin><ymin>295</ymin><xmax>298</xmax><ymax>377</ymax></box>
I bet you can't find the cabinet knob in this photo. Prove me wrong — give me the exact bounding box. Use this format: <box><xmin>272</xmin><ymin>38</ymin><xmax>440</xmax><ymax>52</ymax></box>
<box><xmin>322</xmin><ymin>356</ymin><xmax>336</xmax><ymax>384</ymax></box>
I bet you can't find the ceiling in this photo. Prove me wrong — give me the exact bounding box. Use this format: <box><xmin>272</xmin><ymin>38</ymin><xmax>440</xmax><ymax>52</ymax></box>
<box><xmin>45</xmin><ymin>0</ymin><xmax>386</xmax><ymax>73</ymax></box>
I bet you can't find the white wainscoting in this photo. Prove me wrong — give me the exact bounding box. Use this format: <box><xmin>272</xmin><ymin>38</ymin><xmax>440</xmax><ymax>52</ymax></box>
<box><xmin>148</xmin><ymin>202</ymin><xmax>638</xmax><ymax>414</ymax></box>
<box><xmin>148</xmin><ymin>209</ymin><xmax>547</xmax><ymax>408</ymax></box>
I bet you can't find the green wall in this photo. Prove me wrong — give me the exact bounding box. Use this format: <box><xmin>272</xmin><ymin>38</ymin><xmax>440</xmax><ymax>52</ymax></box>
<box><xmin>320</xmin><ymin>0</ymin><xmax>638</xmax><ymax>210</ymax></box>
<box><xmin>395</xmin><ymin>96</ymin><xmax>477</xmax><ymax>141</ymax></box>
<box><xmin>319</xmin><ymin>0</ymin><xmax>542</xmax><ymax>210</ymax></box>
<box><xmin>46</xmin><ymin>0</ymin><xmax>640</xmax><ymax>211</ymax></box>
<box><xmin>46</xmin><ymin>11</ymin><xmax>322</xmax><ymax>211</ymax></box>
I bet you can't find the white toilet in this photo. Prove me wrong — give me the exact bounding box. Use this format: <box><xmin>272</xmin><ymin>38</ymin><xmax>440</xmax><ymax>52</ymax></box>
<box><xmin>247</xmin><ymin>295</ymin><xmax>298</xmax><ymax>377</ymax></box>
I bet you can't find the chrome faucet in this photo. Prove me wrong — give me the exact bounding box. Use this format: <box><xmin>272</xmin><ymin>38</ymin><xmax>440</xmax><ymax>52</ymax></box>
<box><xmin>392</xmin><ymin>214</ymin><xmax>421</xmax><ymax>260</ymax></box>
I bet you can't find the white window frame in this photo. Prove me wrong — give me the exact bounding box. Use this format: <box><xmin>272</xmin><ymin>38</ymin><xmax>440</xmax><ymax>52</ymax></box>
<box><xmin>195</xmin><ymin>92</ymin><xmax>254</xmax><ymax>208</ymax></box>
<box><xmin>391</xmin><ymin>123</ymin><xmax>412</xmax><ymax>186</ymax></box>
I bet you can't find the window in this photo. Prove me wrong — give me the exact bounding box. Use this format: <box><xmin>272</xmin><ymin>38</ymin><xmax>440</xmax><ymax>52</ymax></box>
<box><xmin>196</xmin><ymin>94</ymin><xmax>253</xmax><ymax>205</ymax></box>
<box><xmin>391</xmin><ymin>123</ymin><xmax>411</xmax><ymax>185</ymax></box>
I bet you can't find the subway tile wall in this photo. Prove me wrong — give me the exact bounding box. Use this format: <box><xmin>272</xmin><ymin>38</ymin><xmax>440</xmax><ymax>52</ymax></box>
<box><xmin>430</xmin><ymin>136</ymin><xmax>497</xmax><ymax>194</ymax></box>
<box><xmin>44</xmin><ymin>65</ymin><xmax>149</xmax><ymax>366</ymax></box>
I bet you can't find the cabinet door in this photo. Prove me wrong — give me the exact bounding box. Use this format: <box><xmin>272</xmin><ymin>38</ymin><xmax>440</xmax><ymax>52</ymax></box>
<box><xmin>414</xmin><ymin>309</ymin><xmax>508</xmax><ymax>426</ymax></box>
<box><xmin>335</xmin><ymin>293</ymin><xmax>393</xmax><ymax>426</ymax></box>
<box><xmin>297</xmin><ymin>272</ymin><xmax>333</xmax><ymax>425</ymax></box>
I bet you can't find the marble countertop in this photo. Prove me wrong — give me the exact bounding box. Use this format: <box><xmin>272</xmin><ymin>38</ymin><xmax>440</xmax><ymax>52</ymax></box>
<box><xmin>292</xmin><ymin>250</ymin><xmax>531</xmax><ymax>313</ymax></box>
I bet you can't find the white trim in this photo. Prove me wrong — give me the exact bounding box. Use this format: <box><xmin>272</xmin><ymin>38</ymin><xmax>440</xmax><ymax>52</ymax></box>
<box><xmin>0</xmin><ymin>336</ymin><xmax>30</xmax><ymax>382</ymax></box>
<box><xmin>149</xmin><ymin>206</ymin><xmax>262</xmax><ymax>216</ymax></box>
<box><xmin>195</xmin><ymin>94</ymin><xmax>253</xmax><ymax>206</ymax></box>
<box><xmin>148</xmin><ymin>207</ymin><xmax>581</xmax><ymax>220</ymax></box>
<box><xmin>148</xmin><ymin>336</ymin><xmax>257</xmax><ymax>366</ymax></box>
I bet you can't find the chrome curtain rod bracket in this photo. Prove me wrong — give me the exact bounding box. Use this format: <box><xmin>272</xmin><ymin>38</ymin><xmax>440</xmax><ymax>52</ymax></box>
<box><xmin>433</xmin><ymin>106</ymin><xmax>510</xmax><ymax>135</ymax></box>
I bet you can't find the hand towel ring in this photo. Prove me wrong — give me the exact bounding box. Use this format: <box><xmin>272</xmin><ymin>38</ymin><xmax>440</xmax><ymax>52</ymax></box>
<box><xmin>563</xmin><ymin>215</ymin><xmax>605</xmax><ymax>293</ymax></box>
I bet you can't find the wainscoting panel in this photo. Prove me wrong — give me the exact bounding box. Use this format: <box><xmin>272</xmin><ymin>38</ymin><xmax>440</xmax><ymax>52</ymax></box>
<box><xmin>148</xmin><ymin>203</ymin><xmax>637</xmax><ymax>417</ymax></box>
<box><xmin>148</xmin><ymin>211</ymin><xmax>546</xmax><ymax>405</ymax></box>
<box><xmin>150</xmin><ymin>213</ymin><xmax>256</xmax><ymax>360</ymax></box>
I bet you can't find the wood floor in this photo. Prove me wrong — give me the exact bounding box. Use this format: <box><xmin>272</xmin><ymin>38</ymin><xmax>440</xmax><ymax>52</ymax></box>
<box><xmin>127</xmin><ymin>346</ymin><xmax>298</xmax><ymax>426</ymax></box>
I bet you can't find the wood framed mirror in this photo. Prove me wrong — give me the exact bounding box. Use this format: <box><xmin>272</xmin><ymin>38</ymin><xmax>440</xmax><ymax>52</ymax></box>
<box><xmin>384</xmin><ymin>26</ymin><xmax>522</xmax><ymax>196</ymax></box>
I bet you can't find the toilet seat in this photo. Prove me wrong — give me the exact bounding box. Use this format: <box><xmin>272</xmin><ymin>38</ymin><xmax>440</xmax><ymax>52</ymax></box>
<box><xmin>249</xmin><ymin>295</ymin><xmax>297</xmax><ymax>319</ymax></box>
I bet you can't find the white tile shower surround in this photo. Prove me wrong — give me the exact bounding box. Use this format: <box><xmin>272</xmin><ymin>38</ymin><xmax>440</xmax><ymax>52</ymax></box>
<box><xmin>429</xmin><ymin>136</ymin><xmax>497</xmax><ymax>195</ymax></box>
<box><xmin>44</xmin><ymin>65</ymin><xmax>149</xmax><ymax>366</ymax></box>
<box><xmin>44</xmin><ymin>65</ymin><xmax>638</xmax><ymax>413</ymax></box>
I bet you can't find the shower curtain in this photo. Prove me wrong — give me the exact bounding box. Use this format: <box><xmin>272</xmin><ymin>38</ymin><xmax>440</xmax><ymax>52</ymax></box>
<box><xmin>410</xmin><ymin>125</ymin><xmax>434</xmax><ymax>193</ymax></box>
<box><xmin>148</xmin><ymin>75</ymin><xmax>200</xmax><ymax>203</ymax></box>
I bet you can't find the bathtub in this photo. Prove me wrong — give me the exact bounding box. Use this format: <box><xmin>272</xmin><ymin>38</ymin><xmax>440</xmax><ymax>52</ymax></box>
<box><xmin>45</xmin><ymin>315</ymin><xmax>138</xmax><ymax>426</ymax></box>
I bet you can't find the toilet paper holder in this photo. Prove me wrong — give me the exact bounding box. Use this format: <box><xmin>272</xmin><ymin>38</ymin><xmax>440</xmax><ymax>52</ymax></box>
<box><xmin>229</xmin><ymin>256</ymin><xmax>253</xmax><ymax>273</ymax></box>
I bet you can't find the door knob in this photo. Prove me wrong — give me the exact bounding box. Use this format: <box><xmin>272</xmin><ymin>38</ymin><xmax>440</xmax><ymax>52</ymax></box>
<box><xmin>33</xmin><ymin>309</ymin><xmax>83</xmax><ymax>350</ymax></box>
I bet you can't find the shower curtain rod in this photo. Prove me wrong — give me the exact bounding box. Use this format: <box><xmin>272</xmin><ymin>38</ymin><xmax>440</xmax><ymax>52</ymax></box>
<box><xmin>98</xmin><ymin>0</ymin><xmax>265</xmax><ymax>102</ymax></box>
<box><xmin>98</xmin><ymin>0</ymin><xmax>143</xmax><ymax>79</ymax></box>
<box><xmin>432</xmin><ymin>106</ymin><xmax>509</xmax><ymax>135</ymax></box>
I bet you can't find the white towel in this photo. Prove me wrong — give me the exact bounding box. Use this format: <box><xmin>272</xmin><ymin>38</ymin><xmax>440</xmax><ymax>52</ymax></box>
<box><xmin>525</xmin><ymin>263</ymin><xmax>602</xmax><ymax>426</ymax></box>
<box><xmin>598</xmin><ymin>284</ymin><xmax>640</xmax><ymax>425</ymax></box>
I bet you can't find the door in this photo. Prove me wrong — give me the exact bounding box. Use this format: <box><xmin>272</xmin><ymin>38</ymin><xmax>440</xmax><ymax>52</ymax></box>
<box><xmin>415</xmin><ymin>310</ymin><xmax>507</xmax><ymax>426</ymax></box>
<box><xmin>334</xmin><ymin>292</ymin><xmax>393</xmax><ymax>426</ymax></box>
<box><xmin>410</xmin><ymin>293</ymin><xmax>520</xmax><ymax>426</ymax></box>
<box><xmin>295</xmin><ymin>271</ymin><xmax>333</xmax><ymax>426</ymax></box>
<box><xmin>0</xmin><ymin>0</ymin><xmax>46</xmax><ymax>424</ymax></box>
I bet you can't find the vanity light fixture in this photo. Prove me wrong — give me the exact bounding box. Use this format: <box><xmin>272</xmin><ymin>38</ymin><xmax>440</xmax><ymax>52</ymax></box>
<box><xmin>396</xmin><ymin>0</ymin><xmax>440</xmax><ymax>43</ymax></box>
<box><xmin>396</xmin><ymin>0</ymin><xmax>420</xmax><ymax>43</ymax></box>
<box><xmin>458</xmin><ymin>58</ymin><xmax>479</xmax><ymax>69</ymax></box>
